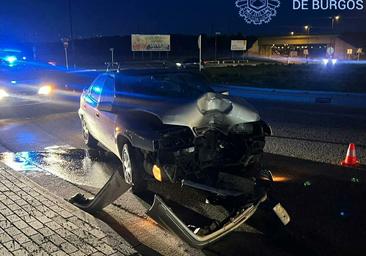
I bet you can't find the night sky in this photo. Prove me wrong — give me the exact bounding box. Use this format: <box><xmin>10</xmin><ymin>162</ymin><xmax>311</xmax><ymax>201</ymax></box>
<box><xmin>1</xmin><ymin>0</ymin><xmax>365</xmax><ymax>42</ymax></box>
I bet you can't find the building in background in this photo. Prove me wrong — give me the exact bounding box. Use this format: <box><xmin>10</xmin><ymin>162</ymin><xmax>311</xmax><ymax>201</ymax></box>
<box><xmin>249</xmin><ymin>34</ymin><xmax>365</xmax><ymax>61</ymax></box>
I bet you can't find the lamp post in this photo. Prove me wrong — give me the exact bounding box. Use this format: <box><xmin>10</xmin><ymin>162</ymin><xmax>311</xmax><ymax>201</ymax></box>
<box><xmin>304</xmin><ymin>26</ymin><xmax>311</xmax><ymax>59</ymax></box>
<box><xmin>331</xmin><ymin>15</ymin><xmax>340</xmax><ymax>30</ymax></box>
<box><xmin>110</xmin><ymin>48</ymin><xmax>114</xmax><ymax>64</ymax></box>
<box><xmin>304</xmin><ymin>25</ymin><xmax>311</xmax><ymax>35</ymax></box>
<box><xmin>290</xmin><ymin>32</ymin><xmax>294</xmax><ymax>36</ymax></box>
<box><xmin>198</xmin><ymin>35</ymin><xmax>202</xmax><ymax>71</ymax></box>
<box><xmin>214</xmin><ymin>32</ymin><xmax>221</xmax><ymax>61</ymax></box>
<box><xmin>62</xmin><ymin>39</ymin><xmax>69</xmax><ymax>69</ymax></box>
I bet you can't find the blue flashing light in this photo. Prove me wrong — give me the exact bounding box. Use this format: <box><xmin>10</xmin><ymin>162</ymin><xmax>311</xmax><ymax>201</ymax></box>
<box><xmin>22</xmin><ymin>56</ymin><xmax>27</xmax><ymax>60</ymax></box>
<box><xmin>4</xmin><ymin>56</ymin><xmax>18</xmax><ymax>64</ymax></box>
<box><xmin>11</xmin><ymin>80</ymin><xmax>17</xmax><ymax>84</ymax></box>
<box><xmin>93</xmin><ymin>86</ymin><xmax>102</xmax><ymax>93</ymax></box>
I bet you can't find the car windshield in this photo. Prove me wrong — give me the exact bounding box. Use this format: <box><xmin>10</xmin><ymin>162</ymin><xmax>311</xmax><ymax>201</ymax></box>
<box><xmin>116</xmin><ymin>72</ymin><xmax>213</xmax><ymax>98</ymax></box>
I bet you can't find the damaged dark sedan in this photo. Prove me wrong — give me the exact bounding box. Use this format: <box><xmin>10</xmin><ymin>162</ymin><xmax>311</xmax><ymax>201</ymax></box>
<box><xmin>73</xmin><ymin>68</ymin><xmax>290</xmax><ymax>248</ymax></box>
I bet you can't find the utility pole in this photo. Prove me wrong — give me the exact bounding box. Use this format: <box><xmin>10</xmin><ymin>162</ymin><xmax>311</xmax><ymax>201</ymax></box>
<box><xmin>68</xmin><ymin>0</ymin><xmax>74</xmax><ymax>66</ymax></box>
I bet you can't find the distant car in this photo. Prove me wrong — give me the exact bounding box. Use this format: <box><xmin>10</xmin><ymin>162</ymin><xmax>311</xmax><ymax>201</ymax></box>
<box><xmin>0</xmin><ymin>62</ymin><xmax>82</xmax><ymax>98</ymax></box>
<box><xmin>176</xmin><ymin>58</ymin><xmax>200</xmax><ymax>69</ymax></box>
<box><xmin>78</xmin><ymin>68</ymin><xmax>283</xmax><ymax>247</ymax></box>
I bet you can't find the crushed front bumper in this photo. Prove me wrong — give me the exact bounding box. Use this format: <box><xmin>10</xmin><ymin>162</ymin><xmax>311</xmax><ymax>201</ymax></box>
<box><xmin>147</xmin><ymin>193</ymin><xmax>267</xmax><ymax>248</ymax></box>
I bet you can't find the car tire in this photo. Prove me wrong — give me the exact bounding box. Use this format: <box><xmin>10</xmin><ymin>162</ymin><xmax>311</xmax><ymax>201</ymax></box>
<box><xmin>81</xmin><ymin>118</ymin><xmax>99</xmax><ymax>148</ymax></box>
<box><xmin>120</xmin><ymin>142</ymin><xmax>147</xmax><ymax>194</ymax></box>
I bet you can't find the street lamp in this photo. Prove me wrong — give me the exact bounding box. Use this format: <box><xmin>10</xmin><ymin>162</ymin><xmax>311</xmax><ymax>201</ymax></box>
<box><xmin>304</xmin><ymin>25</ymin><xmax>311</xmax><ymax>35</ymax></box>
<box><xmin>290</xmin><ymin>32</ymin><xmax>294</xmax><ymax>36</ymax></box>
<box><xmin>331</xmin><ymin>15</ymin><xmax>340</xmax><ymax>30</ymax></box>
<box><xmin>61</xmin><ymin>38</ymin><xmax>69</xmax><ymax>69</ymax></box>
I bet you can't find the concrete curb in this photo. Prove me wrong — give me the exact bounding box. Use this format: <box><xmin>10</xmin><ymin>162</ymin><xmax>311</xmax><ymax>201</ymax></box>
<box><xmin>213</xmin><ymin>85</ymin><xmax>366</xmax><ymax>108</ymax></box>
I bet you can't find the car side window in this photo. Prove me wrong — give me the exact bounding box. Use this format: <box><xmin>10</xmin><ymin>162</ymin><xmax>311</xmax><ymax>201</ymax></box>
<box><xmin>89</xmin><ymin>76</ymin><xmax>106</xmax><ymax>103</ymax></box>
<box><xmin>100</xmin><ymin>76</ymin><xmax>115</xmax><ymax>103</ymax></box>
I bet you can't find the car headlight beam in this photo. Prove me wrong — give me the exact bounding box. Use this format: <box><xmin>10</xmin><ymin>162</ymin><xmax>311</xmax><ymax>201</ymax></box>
<box><xmin>38</xmin><ymin>85</ymin><xmax>53</xmax><ymax>95</ymax></box>
<box><xmin>0</xmin><ymin>89</ymin><xmax>9</xmax><ymax>99</ymax></box>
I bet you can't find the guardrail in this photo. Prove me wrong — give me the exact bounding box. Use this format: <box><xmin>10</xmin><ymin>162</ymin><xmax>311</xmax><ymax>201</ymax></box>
<box><xmin>213</xmin><ymin>84</ymin><xmax>366</xmax><ymax>109</ymax></box>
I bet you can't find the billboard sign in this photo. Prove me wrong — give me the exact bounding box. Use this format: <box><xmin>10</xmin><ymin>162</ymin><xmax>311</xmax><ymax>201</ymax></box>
<box><xmin>131</xmin><ymin>34</ymin><xmax>171</xmax><ymax>52</ymax></box>
<box><xmin>231</xmin><ymin>40</ymin><xmax>247</xmax><ymax>51</ymax></box>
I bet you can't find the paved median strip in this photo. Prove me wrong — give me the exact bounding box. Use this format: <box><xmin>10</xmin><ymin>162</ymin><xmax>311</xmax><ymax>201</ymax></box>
<box><xmin>0</xmin><ymin>163</ymin><xmax>139</xmax><ymax>256</ymax></box>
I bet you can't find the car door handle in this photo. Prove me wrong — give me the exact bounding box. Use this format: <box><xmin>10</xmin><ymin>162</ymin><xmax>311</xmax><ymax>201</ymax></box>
<box><xmin>96</xmin><ymin>112</ymin><xmax>100</xmax><ymax>118</ymax></box>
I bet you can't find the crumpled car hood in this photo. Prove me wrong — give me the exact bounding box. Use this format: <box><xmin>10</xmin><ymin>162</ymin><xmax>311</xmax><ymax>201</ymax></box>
<box><xmin>160</xmin><ymin>92</ymin><xmax>260</xmax><ymax>132</ymax></box>
<box><xmin>116</xmin><ymin>92</ymin><xmax>260</xmax><ymax>133</ymax></box>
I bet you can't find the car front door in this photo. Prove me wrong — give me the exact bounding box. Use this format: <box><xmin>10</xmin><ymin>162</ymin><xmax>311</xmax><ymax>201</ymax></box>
<box><xmin>83</xmin><ymin>75</ymin><xmax>105</xmax><ymax>143</ymax></box>
<box><xmin>96</xmin><ymin>75</ymin><xmax>118</xmax><ymax>153</ymax></box>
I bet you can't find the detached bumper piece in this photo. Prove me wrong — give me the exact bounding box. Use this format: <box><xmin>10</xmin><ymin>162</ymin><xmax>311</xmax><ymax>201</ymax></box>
<box><xmin>147</xmin><ymin>194</ymin><xmax>267</xmax><ymax>248</ymax></box>
<box><xmin>69</xmin><ymin>170</ymin><xmax>131</xmax><ymax>213</ymax></box>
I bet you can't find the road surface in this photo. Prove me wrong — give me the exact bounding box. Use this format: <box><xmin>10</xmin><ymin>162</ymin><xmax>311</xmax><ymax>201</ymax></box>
<box><xmin>0</xmin><ymin>90</ymin><xmax>365</xmax><ymax>256</ymax></box>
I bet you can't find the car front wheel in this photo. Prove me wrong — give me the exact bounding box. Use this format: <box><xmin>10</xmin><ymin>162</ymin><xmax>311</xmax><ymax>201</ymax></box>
<box><xmin>121</xmin><ymin>143</ymin><xmax>146</xmax><ymax>194</ymax></box>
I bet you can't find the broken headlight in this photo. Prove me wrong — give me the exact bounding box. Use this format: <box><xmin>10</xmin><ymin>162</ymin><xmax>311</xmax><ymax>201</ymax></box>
<box><xmin>230</xmin><ymin>123</ymin><xmax>254</xmax><ymax>134</ymax></box>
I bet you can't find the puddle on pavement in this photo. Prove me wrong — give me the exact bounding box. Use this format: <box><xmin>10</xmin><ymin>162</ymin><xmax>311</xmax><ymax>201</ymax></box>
<box><xmin>0</xmin><ymin>145</ymin><xmax>117</xmax><ymax>188</ymax></box>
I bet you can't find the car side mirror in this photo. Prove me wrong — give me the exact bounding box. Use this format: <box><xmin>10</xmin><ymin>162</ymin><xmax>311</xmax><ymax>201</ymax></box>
<box><xmin>97</xmin><ymin>102</ymin><xmax>113</xmax><ymax>112</ymax></box>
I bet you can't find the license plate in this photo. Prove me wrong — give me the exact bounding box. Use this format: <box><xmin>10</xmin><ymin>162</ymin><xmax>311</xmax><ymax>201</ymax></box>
<box><xmin>273</xmin><ymin>203</ymin><xmax>291</xmax><ymax>226</ymax></box>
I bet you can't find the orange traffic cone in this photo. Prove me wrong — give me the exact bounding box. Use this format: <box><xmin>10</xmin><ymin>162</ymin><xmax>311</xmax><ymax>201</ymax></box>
<box><xmin>341</xmin><ymin>143</ymin><xmax>360</xmax><ymax>167</ymax></box>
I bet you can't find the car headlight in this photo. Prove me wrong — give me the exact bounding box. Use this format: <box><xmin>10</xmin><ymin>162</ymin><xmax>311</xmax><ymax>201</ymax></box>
<box><xmin>0</xmin><ymin>89</ymin><xmax>9</xmax><ymax>99</ymax></box>
<box><xmin>4</xmin><ymin>56</ymin><xmax>17</xmax><ymax>65</ymax></box>
<box><xmin>322</xmin><ymin>59</ymin><xmax>329</xmax><ymax>65</ymax></box>
<box><xmin>38</xmin><ymin>85</ymin><xmax>53</xmax><ymax>95</ymax></box>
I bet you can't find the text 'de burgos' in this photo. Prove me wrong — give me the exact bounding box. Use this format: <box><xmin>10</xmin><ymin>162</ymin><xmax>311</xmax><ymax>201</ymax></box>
<box><xmin>293</xmin><ymin>0</ymin><xmax>364</xmax><ymax>10</ymax></box>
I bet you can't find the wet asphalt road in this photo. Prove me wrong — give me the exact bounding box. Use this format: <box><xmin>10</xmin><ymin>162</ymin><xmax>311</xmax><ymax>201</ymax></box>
<box><xmin>0</xmin><ymin>92</ymin><xmax>366</xmax><ymax>256</ymax></box>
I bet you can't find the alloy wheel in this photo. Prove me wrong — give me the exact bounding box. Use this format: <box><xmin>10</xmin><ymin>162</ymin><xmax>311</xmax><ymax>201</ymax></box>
<box><xmin>121</xmin><ymin>144</ymin><xmax>133</xmax><ymax>185</ymax></box>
